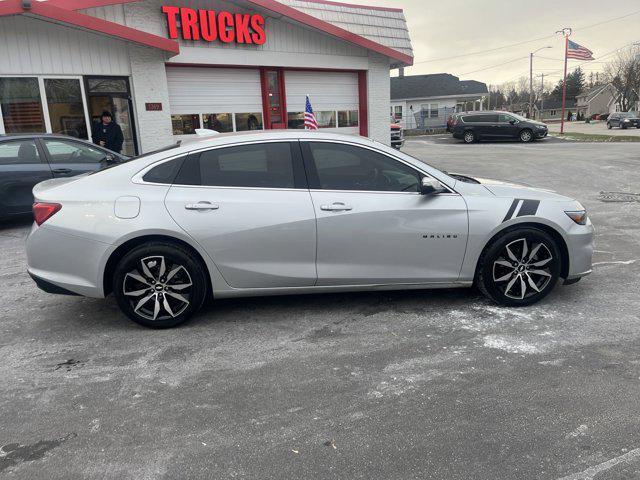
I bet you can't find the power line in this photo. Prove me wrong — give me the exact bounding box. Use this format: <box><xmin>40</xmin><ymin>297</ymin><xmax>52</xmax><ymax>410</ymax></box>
<box><xmin>411</xmin><ymin>8</ymin><xmax>640</xmax><ymax>65</ymax></box>
<box><xmin>459</xmin><ymin>56</ymin><xmax>528</xmax><ymax>76</ymax></box>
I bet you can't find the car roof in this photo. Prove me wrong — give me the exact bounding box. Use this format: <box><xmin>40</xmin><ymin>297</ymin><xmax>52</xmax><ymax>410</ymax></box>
<box><xmin>0</xmin><ymin>133</ymin><xmax>91</xmax><ymax>141</ymax></box>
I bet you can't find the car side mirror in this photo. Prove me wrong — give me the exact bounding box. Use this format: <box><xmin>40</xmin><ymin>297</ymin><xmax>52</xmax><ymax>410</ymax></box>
<box><xmin>509</xmin><ymin>119</ymin><xmax>517</xmax><ymax>125</ymax></box>
<box><xmin>420</xmin><ymin>177</ymin><xmax>445</xmax><ymax>195</ymax></box>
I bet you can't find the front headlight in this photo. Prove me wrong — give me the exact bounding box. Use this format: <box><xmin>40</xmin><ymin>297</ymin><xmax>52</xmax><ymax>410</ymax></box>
<box><xmin>565</xmin><ymin>210</ymin><xmax>588</xmax><ymax>225</ymax></box>
<box><xmin>623</xmin><ymin>119</ymin><xmax>630</xmax><ymax>122</ymax></box>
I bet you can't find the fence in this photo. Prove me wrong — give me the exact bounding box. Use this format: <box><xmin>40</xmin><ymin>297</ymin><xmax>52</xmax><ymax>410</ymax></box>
<box><xmin>394</xmin><ymin>106</ymin><xmax>457</xmax><ymax>130</ymax></box>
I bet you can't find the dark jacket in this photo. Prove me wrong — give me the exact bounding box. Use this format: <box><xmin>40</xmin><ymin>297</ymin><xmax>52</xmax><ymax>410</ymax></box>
<box><xmin>92</xmin><ymin>121</ymin><xmax>124</xmax><ymax>153</ymax></box>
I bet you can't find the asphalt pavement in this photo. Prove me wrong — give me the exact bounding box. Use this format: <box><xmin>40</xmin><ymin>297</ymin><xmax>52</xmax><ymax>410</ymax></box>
<box><xmin>1</xmin><ymin>137</ymin><xmax>640</xmax><ymax>479</ymax></box>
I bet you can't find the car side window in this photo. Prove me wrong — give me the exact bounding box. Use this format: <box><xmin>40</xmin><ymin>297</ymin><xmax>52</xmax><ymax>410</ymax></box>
<box><xmin>192</xmin><ymin>142</ymin><xmax>296</xmax><ymax>189</ymax></box>
<box><xmin>142</xmin><ymin>156</ymin><xmax>186</xmax><ymax>184</ymax></box>
<box><xmin>306</xmin><ymin>142</ymin><xmax>422</xmax><ymax>193</ymax></box>
<box><xmin>499</xmin><ymin>114</ymin><xmax>516</xmax><ymax>123</ymax></box>
<box><xmin>43</xmin><ymin>139</ymin><xmax>107</xmax><ymax>164</ymax></box>
<box><xmin>0</xmin><ymin>139</ymin><xmax>41</xmax><ymax>165</ymax></box>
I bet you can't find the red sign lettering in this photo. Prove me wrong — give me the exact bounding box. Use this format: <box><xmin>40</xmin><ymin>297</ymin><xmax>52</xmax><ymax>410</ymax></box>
<box><xmin>161</xmin><ymin>6</ymin><xmax>266</xmax><ymax>45</ymax></box>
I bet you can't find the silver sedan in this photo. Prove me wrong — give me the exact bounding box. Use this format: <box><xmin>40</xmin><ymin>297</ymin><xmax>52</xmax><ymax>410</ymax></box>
<box><xmin>26</xmin><ymin>131</ymin><xmax>593</xmax><ymax>328</ymax></box>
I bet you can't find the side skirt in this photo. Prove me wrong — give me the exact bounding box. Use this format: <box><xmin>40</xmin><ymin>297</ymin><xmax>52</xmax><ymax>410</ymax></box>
<box><xmin>213</xmin><ymin>281</ymin><xmax>473</xmax><ymax>299</ymax></box>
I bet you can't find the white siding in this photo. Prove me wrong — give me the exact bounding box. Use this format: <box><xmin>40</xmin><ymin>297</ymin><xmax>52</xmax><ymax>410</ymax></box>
<box><xmin>166</xmin><ymin>67</ymin><xmax>262</xmax><ymax>114</ymax></box>
<box><xmin>0</xmin><ymin>15</ymin><xmax>131</xmax><ymax>76</ymax></box>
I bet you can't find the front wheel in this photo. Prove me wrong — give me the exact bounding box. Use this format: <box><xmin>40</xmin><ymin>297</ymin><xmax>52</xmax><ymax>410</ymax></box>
<box><xmin>113</xmin><ymin>242</ymin><xmax>208</xmax><ymax>328</ymax></box>
<box><xmin>607</xmin><ymin>123</ymin><xmax>612</xmax><ymax>129</ymax></box>
<box><xmin>519</xmin><ymin>129</ymin><xmax>533</xmax><ymax>142</ymax></box>
<box><xmin>477</xmin><ymin>228</ymin><xmax>561</xmax><ymax>307</ymax></box>
<box><xmin>463</xmin><ymin>130</ymin><xmax>476</xmax><ymax>144</ymax></box>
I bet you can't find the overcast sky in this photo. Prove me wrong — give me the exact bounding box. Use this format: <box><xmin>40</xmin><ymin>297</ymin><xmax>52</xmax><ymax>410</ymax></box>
<box><xmin>345</xmin><ymin>0</ymin><xmax>640</xmax><ymax>88</ymax></box>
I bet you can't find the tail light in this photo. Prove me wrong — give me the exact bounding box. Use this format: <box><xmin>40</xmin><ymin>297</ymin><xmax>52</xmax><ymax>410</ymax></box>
<box><xmin>452</xmin><ymin>116</ymin><xmax>459</xmax><ymax>126</ymax></box>
<box><xmin>33</xmin><ymin>202</ymin><xmax>62</xmax><ymax>226</ymax></box>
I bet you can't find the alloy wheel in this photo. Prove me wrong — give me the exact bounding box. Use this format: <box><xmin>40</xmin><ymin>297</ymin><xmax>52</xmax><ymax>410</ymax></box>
<box><xmin>122</xmin><ymin>255</ymin><xmax>193</xmax><ymax>321</ymax></box>
<box><xmin>464</xmin><ymin>131</ymin><xmax>475</xmax><ymax>143</ymax></box>
<box><xmin>520</xmin><ymin>130</ymin><xmax>532</xmax><ymax>142</ymax></box>
<box><xmin>492</xmin><ymin>238</ymin><xmax>553</xmax><ymax>300</ymax></box>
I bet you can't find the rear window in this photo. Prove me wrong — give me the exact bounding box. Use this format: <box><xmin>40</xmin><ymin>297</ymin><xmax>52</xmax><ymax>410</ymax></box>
<box><xmin>142</xmin><ymin>156</ymin><xmax>186</xmax><ymax>184</ymax></box>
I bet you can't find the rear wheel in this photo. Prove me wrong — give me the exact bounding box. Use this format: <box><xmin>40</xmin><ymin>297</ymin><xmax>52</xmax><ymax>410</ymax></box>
<box><xmin>519</xmin><ymin>129</ymin><xmax>533</xmax><ymax>142</ymax></box>
<box><xmin>463</xmin><ymin>130</ymin><xmax>476</xmax><ymax>144</ymax></box>
<box><xmin>477</xmin><ymin>228</ymin><xmax>561</xmax><ymax>307</ymax></box>
<box><xmin>113</xmin><ymin>242</ymin><xmax>207</xmax><ymax>328</ymax></box>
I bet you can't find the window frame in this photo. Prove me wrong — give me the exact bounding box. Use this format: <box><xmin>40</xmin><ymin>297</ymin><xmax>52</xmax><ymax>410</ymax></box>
<box><xmin>137</xmin><ymin>140</ymin><xmax>308</xmax><ymax>191</ymax></box>
<box><xmin>299</xmin><ymin>139</ymin><xmax>455</xmax><ymax>195</ymax></box>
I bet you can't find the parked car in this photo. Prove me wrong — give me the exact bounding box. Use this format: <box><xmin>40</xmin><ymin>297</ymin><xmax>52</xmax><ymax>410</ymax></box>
<box><xmin>607</xmin><ymin>112</ymin><xmax>640</xmax><ymax>129</ymax></box>
<box><xmin>391</xmin><ymin>122</ymin><xmax>404</xmax><ymax>149</ymax></box>
<box><xmin>26</xmin><ymin>131</ymin><xmax>593</xmax><ymax>328</ymax></box>
<box><xmin>0</xmin><ymin>134</ymin><xmax>128</xmax><ymax>221</ymax></box>
<box><xmin>451</xmin><ymin>111</ymin><xmax>548</xmax><ymax>143</ymax></box>
<box><xmin>446</xmin><ymin>113</ymin><xmax>461</xmax><ymax>132</ymax></box>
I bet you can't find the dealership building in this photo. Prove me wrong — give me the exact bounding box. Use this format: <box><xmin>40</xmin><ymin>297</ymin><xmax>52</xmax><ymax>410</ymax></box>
<box><xmin>0</xmin><ymin>0</ymin><xmax>413</xmax><ymax>155</ymax></box>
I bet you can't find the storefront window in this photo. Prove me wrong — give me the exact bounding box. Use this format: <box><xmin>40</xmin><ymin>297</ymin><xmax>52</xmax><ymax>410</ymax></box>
<box><xmin>287</xmin><ymin>112</ymin><xmax>305</xmax><ymax>129</ymax></box>
<box><xmin>203</xmin><ymin>113</ymin><xmax>233</xmax><ymax>133</ymax></box>
<box><xmin>338</xmin><ymin>110</ymin><xmax>359</xmax><ymax>127</ymax></box>
<box><xmin>316</xmin><ymin>111</ymin><xmax>336</xmax><ymax>128</ymax></box>
<box><xmin>0</xmin><ymin>77</ymin><xmax>46</xmax><ymax>134</ymax></box>
<box><xmin>44</xmin><ymin>79</ymin><xmax>88</xmax><ymax>139</ymax></box>
<box><xmin>171</xmin><ymin>114</ymin><xmax>200</xmax><ymax>135</ymax></box>
<box><xmin>235</xmin><ymin>112</ymin><xmax>263</xmax><ymax>131</ymax></box>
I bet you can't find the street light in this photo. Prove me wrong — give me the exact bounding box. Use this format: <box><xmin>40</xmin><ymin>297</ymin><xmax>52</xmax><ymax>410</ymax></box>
<box><xmin>530</xmin><ymin>46</ymin><xmax>552</xmax><ymax>119</ymax></box>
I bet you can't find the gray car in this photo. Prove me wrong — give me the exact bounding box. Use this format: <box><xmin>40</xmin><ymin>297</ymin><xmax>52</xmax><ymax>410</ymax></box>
<box><xmin>0</xmin><ymin>134</ymin><xmax>127</xmax><ymax>220</ymax></box>
<box><xmin>26</xmin><ymin>131</ymin><xmax>593</xmax><ymax>328</ymax></box>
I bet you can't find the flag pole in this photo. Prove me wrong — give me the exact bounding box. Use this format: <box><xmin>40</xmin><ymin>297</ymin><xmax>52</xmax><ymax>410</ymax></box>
<box><xmin>558</xmin><ymin>28</ymin><xmax>572</xmax><ymax>135</ymax></box>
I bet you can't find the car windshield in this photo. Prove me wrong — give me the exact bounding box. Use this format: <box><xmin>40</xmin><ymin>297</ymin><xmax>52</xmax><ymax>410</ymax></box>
<box><xmin>509</xmin><ymin>113</ymin><xmax>529</xmax><ymax>121</ymax></box>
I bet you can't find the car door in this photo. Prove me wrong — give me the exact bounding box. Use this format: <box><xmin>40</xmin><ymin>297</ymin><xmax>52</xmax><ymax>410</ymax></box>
<box><xmin>0</xmin><ymin>138</ymin><xmax>53</xmax><ymax>217</ymax></box>
<box><xmin>164</xmin><ymin>141</ymin><xmax>317</xmax><ymax>289</ymax></box>
<box><xmin>498</xmin><ymin>113</ymin><xmax>520</xmax><ymax>138</ymax></box>
<box><xmin>301</xmin><ymin>140</ymin><xmax>468</xmax><ymax>286</ymax></box>
<box><xmin>40</xmin><ymin>138</ymin><xmax>112</xmax><ymax>177</ymax></box>
<box><xmin>475</xmin><ymin>114</ymin><xmax>500</xmax><ymax>139</ymax></box>
<box><xmin>610</xmin><ymin>114</ymin><xmax>619</xmax><ymax>127</ymax></box>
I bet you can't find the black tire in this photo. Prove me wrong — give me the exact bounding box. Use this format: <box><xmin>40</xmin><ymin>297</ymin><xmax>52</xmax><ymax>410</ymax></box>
<box><xmin>607</xmin><ymin>122</ymin><xmax>612</xmax><ymax>129</ymax></box>
<box><xmin>477</xmin><ymin>227</ymin><xmax>561</xmax><ymax>307</ymax></box>
<box><xmin>621</xmin><ymin>124</ymin><xmax>628</xmax><ymax>130</ymax></box>
<box><xmin>519</xmin><ymin>129</ymin><xmax>534</xmax><ymax>143</ymax></box>
<box><xmin>463</xmin><ymin>130</ymin><xmax>476</xmax><ymax>144</ymax></box>
<box><xmin>113</xmin><ymin>242</ymin><xmax>208</xmax><ymax>328</ymax></box>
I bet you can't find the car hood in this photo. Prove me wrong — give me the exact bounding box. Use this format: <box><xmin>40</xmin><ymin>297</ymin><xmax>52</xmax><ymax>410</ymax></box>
<box><xmin>450</xmin><ymin>173</ymin><xmax>573</xmax><ymax>201</ymax></box>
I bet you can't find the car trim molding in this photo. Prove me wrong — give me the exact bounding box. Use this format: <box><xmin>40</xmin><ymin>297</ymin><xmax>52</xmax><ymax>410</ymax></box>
<box><xmin>503</xmin><ymin>198</ymin><xmax>540</xmax><ymax>222</ymax></box>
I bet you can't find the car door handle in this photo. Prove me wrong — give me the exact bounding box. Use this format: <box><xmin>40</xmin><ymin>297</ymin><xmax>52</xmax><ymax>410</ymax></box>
<box><xmin>320</xmin><ymin>202</ymin><xmax>353</xmax><ymax>212</ymax></box>
<box><xmin>52</xmin><ymin>168</ymin><xmax>72</xmax><ymax>174</ymax></box>
<box><xmin>185</xmin><ymin>202</ymin><xmax>219</xmax><ymax>211</ymax></box>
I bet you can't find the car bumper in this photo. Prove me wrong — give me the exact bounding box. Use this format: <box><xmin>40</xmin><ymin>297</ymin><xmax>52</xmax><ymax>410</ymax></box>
<box><xmin>535</xmin><ymin>129</ymin><xmax>548</xmax><ymax>138</ymax></box>
<box><xmin>565</xmin><ymin>222</ymin><xmax>594</xmax><ymax>280</ymax></box>
<box><xmin>391</xmin><ymin>138</ymin><xmax>405</xmax><ymax>148</ymax></box>
<box><xmin>26</xmin><ymin>224</ymin><xmax>110</xmax><ymax>298</ymax></box>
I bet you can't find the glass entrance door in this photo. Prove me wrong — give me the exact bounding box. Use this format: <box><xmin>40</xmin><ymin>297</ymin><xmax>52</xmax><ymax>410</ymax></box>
<box><xmin>85</xmin><ymin>77</ymin><xmax>137</xmax><ymax>156</ymax></box>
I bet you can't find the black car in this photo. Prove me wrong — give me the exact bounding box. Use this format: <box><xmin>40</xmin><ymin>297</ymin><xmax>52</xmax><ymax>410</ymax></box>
<box><xmin>0</xmin><ymin>134</ymin><xmax>128</xmax><ymax>221</ymax></box>
<box><xmin>607</xmin><ymin>112</ymin><xmax>640</xmax><ymax>129</ymax></box>
<box><xmin>451</xmin><ymin>111</ymin><xmax>548</xmax><ymax>143</ymax></box>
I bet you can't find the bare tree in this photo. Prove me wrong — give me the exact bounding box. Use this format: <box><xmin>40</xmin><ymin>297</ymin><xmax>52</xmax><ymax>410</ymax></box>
<box><xmin>604</xmin><ymin>46</ymin><xmax>640</xmax><ymax>112</ymax></box>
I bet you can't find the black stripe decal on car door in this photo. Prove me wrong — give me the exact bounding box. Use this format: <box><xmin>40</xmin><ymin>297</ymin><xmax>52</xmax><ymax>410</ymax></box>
<box><xmin>516</xmin><ymin>199</ymin><xmax>540</xmax><ymax>217</ymax></box>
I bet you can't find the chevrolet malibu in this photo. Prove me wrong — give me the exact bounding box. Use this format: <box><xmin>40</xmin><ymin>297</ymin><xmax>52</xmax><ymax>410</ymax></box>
<box><xmin>26</xmin><ymin>131</ymin><xmax>593</xmax><ymax>328</ymax></box>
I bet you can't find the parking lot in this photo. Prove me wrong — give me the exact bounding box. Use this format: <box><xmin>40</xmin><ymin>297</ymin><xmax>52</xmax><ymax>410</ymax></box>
<box><xmin>547</xmin><ymin>120</ymin><xmax>640</xmax><ymax>137</ymax></box>
<box><xmin>2</xmin><ymin>137</ymin><xmax>640</xmax><ymax>479</ymax></box>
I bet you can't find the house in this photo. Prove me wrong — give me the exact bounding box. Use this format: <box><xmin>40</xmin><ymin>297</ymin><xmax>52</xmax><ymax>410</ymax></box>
<box><xmin>390</xmin><ymin>73</ymin><xmax>488</xmax><ymax>129</ymax></box>
<box><xmin>576</xmin><ymin>83</ymin><xmax>617</xmax><ymax>119</ymax></box>
<box><xmin>534</xmin><ymin>99</ymin><xmax>578</xmax><ymax>122</ymax></box>
<box><xmin>607</xmin><ymin>91</ymin><xmax>640</xmax><ymax>114</ymax></box>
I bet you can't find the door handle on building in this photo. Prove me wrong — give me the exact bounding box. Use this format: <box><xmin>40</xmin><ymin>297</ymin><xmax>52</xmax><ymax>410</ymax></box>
<box><xmin>185</xmin><ymin>202</ymin><xmax>219</xmax><ymax>211</ymax></box>
<box><xmin>320</xmin><ymin>202</ymin><xmax>353</xmax><ymax>212</ymax></box>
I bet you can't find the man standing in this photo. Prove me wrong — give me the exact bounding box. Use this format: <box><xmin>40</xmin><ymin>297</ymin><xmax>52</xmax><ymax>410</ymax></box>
<box><xmin>92</xmin><ymin>110</ymin><xmax>124</xmax><ymax>153</ymax></box>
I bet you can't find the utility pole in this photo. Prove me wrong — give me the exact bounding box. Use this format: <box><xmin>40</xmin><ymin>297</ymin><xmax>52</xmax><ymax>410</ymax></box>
<box><xmin>530</xmin><ymin>46</ymin><xmax>552</xmax><ymax>119</ymax></box>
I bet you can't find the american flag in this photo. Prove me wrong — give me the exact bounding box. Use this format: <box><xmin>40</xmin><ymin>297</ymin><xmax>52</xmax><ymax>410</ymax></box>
<box><xmin>567</xmin><ymin>40</ymin><xmax>594</xmax><ymax>60</ymax></box>
<box><xmin>304</xmin><ymin>95</ymin><xmax>319</xmax><ymax>130</ymax></box>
